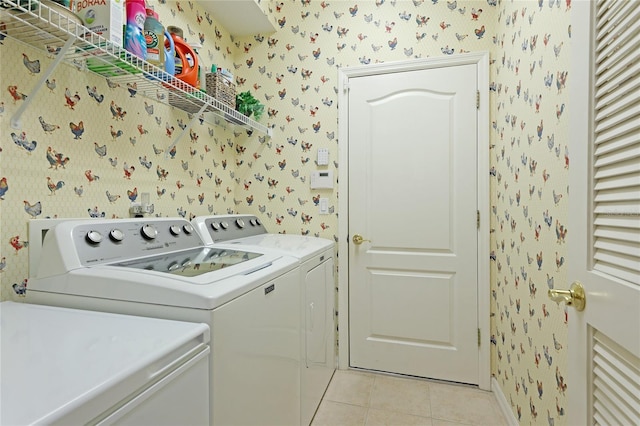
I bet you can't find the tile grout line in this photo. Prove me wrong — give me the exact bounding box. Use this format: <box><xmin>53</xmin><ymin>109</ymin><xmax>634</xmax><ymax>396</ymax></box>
<box><xmin>363</xmin><ymin>373</ymin><xmax>377</xmax><ymax>425</ymax></box>
<box><xmin>427</xmin><ymin>380</ymin><xmax>434</xmax><ymax>424</ymax></box>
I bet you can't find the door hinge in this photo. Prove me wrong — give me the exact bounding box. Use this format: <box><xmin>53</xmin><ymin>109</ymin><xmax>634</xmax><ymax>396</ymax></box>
<box><xmin>476</xmin><ymin>90</ymin><xmax>480</xmax><ymax>109</ymax></box>
<box><xmin>477</xmin><ymin>210</ymin><xmax>480</xmax><ymax>229</ymax></box>
<box><xmin>344</xmin><ymin>81</ymin><xmax>350</xmax><ymax>93</ymax></box>
<box><xmin>478</xmin><ymin>328</ymin><xmax>481</xmax><ymax>346</ymax></box>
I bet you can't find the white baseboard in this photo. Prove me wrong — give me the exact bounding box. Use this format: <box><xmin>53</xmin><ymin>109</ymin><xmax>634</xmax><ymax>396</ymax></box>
<box><xmin>491</xmin><ymin>377</ymin><xmax>519</xmax><ymax>426</ymax></box>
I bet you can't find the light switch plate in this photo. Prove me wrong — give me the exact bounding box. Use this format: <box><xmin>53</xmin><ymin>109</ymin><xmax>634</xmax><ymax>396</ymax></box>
<box><xmin>319</xmin><ymin>198</ymin><xmax>329</xmax><ymax>214</ymax></box>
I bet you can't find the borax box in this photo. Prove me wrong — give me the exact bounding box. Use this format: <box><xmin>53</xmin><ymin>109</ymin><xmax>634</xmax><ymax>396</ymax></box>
<box><xmin>75</xmin><ymin>0</ymin><xmax>124</xmax><ymax>47</ymax></box>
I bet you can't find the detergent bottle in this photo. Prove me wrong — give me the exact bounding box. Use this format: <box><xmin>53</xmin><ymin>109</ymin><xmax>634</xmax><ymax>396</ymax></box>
<box><xmin>166</xmin><ymin>27</ymin><xmax>199</xmax><ymax>88</ymax></box>
<box><xmin>143</xmin><ymin>7</ymin><xmax>164</xmax><ymax>68</ymax></box>
<box><xmin>164</xmin><ymin>30</ymin><xmax>175</xmax><ymax>76</ymax></box>
<box><xmin>124</xmin><ymin>0</ymin><xmax>147</xmax><ymax>60</ymax></box>
<box><xmin>189</xmin><ymin>41</ymin><xmax>204</xmax><ymax>92</ymax></box>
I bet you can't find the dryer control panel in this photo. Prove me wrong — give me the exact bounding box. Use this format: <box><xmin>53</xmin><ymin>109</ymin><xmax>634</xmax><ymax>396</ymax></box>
<box><xmin>197</xmin><ymin>215</ymin><xmax>267</xmax><ymax>243</ymax></box>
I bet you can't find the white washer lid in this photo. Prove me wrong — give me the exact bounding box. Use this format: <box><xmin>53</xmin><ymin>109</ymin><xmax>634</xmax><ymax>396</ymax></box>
<box><xmin>221</xmin><ymin>234</ymin><xmax>334</xmax><ymax>262</ymax></box>
<box><xmin>0</xmin><ymin>302</ymin><xmax>209</xmax><ymax>426</ymax></box>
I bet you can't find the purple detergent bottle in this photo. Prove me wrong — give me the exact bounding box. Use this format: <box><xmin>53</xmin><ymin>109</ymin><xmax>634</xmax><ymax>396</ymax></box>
<box><xmin>124</xmin><ymin>0</ymin><xmax>147</xmax><ymax>60</ymax></box>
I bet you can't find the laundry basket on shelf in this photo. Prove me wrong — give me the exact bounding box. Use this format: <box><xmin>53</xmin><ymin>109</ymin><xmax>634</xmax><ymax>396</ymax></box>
<box><xmin>206</xmin><ymin>72</ymin><xmax>236</xmax><ymax>109</ymax></box>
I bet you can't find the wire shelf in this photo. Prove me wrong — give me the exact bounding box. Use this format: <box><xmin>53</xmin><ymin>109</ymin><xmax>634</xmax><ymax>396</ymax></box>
<box><xmin>0</xmin><ymin>0</ymin><xmax>271</xmax><ymax>136</ymax></box>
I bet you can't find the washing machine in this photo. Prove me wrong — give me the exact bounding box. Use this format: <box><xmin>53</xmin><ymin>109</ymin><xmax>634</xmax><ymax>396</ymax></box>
<box><xmin>192</xmin><ymin>214</ymin><xmax>336</xmax><ymax>425</ymax></box>
<box><xmin>27</xmin><ymin>217</ymin><xmax>301</xmax><ymax>426</ymax></box>
<box><xmin>1</xmin><ymin>301</ymin><xmax>210</xmax><ymax>425</ymax></box>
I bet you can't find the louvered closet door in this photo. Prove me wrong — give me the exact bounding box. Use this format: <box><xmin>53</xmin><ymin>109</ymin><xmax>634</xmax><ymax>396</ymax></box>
<box><xmin>569</xmin><ymin>1</ymin><xmax>640</xmax><ymax>425</ymax></box>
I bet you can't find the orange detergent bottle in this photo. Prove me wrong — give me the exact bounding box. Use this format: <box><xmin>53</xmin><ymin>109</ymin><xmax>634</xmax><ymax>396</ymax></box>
<box><xmin>166</xmin><ymin>27</ymin><xmax>199</xmax><ymax>88</ymax></box>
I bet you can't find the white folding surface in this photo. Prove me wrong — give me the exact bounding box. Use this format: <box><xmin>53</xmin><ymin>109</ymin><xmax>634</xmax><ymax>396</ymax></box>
<box><xmin>0</xmin><ymin>302</ymin><xmax>209</xmax><ymax>426</ymax></box>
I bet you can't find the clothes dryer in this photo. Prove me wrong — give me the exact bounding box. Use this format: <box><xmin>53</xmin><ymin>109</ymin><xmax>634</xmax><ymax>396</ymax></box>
<box><xmin>192</xmin><ymin>214</ymin><xmax>336</xmax><ymax>425</ymax></box>
<box><xmin>27</xmin><ymin>218</ymin><xmax>300</xmax><ymax>426</ymax></box>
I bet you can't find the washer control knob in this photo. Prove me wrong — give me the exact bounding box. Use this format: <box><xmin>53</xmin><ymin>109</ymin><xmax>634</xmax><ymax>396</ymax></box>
<box><xmin>236</xmin><ymin>218</ymin><xmax>245</xmax><ymax>228</ymax></box>
<box><xmin>255</xmin><ymin>218</ymin><xmax>261</xmax><ymax>226</ymax></box>
<box><xmin>109</xmin><ymin>229</ymin><xmax>124</xmax><ymax>242</ymax></box>
<box><xmin>170</xmin><ymin>225</ymin><xmax>182</xmax><ymax>236</ymax></box>
<box><xmin>210</xmin><ymin>222</ymin><xmax>220</xmax><ymax>231</ymax></box>
<box><xmin>183</xmin><ymin>224</ymin><xmax>194</xmax><ymax>234</ymax></box>
<box><xmin>250</xmin><ymin>219</ymin><xmax>257</xmax><ymax>226</ymax></box>
<box><xmin>220</xmin><ymin>221</ymin><xmax>229</xmax><ymax>230</ymax></box>
<box><xmin>167</xmin><ymin>262</ymin><xmax>180</xmax><ymax>272</ymax></box>
<box><xmin>181</xmin><ymin>259</ymin><xmax>192</xmax><ymax>268</ymax></box>
<box><xmin>141</xmin><ymin>224</ymin><xmax>158</xmax><ymax>240</ymax></box>
<box><xmin>85</xmin><ymin>230</ymin><xmax>103</xmax><ymax>244</ymax></box>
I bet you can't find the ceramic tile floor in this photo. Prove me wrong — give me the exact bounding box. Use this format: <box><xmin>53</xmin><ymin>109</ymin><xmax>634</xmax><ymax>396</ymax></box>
<box><xmin>311</xmin><ymin>370</ymin><xmax>508</xmax><ymax>426</ymax></box>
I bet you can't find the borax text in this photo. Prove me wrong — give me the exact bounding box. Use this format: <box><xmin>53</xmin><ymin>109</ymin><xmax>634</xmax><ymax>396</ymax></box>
<box><xmin>76</xmin><ymin>0</ymin><xmax>107</xmax><ymax>12</ymax></box>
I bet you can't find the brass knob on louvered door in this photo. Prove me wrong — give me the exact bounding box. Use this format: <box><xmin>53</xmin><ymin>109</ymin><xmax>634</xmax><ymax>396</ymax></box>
<box><xmin>352</xmin><ymin>234</ymin><xmax>371</xmax><ymax>245</ymax></box>
<box><xmin>548</xmin><ymin>281</ymin><xmax>586</xmax><ymax>311</ymax></box>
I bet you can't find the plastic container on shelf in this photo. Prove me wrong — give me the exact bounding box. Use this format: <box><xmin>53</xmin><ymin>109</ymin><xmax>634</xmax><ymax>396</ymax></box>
<box><xmin>164</xmin><ymin>30</ymin><xmax>175</xmax><ymax>76</ymax></box>
<box><xmin>188</xmin><ymin>40</ymin><xmax>204</xmax><ymax>92</ymax></box>
<box><xmin>165</xmin><ymin>27</ymin><xmax>199</xmax><ymax>88</ymax></box>
<box><xmin>144</xmin><ymin>7</ymin><xmax>164</xmax><ymax>68</ymax></box>
<box><xmin>124</xmin><ymin>0</ymin><xmax>147</xmax><ymax>60</ymax></box>
<box><xmin>166</xmin><ymin>25</ymin><xmax>183</xmax><ymax>39</ymax></box>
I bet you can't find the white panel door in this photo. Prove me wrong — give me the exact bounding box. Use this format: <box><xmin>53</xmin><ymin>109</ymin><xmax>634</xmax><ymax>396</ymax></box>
<box><xmin>568</xmin><ymin>2</ymin><xmax>640</xmax><ymax>424</ymax></box>
<box><xmin>348</xmin><ymin>63</ymin><xmax>479</xmax><ymax>384</ymax></box>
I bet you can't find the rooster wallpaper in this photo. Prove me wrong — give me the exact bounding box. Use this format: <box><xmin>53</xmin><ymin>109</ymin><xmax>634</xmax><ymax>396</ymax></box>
<box><xmin>0</xmin><ymin>0</ymin><xmax>574</xmax><ymax>424</ymax></box>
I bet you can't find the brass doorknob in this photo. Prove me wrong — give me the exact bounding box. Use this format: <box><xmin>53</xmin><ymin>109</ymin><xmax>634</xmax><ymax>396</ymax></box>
<box><xmin>548</xmin><ymin>281</ymin><xmax>586</xmax><ymax>311</ymax></box>
<box><xmin>352</xmin><ymin>234</ymin><xmax>371</xmax><ymax>245</ymax></box>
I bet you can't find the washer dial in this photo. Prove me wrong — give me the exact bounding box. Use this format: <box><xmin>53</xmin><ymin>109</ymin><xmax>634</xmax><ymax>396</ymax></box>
<box><xmin>109</xmin><ymin>229</ymin><xmax>124</xmax><ymax>242</ymax></box>
<box><xmin>85</xmin><ymin>230</ymin><xmax>103</xmax><ymax>244</ymax></box>
<box><xmin>141</xmin><ymin>224</ymin><xmax>158</xmax><ymax>240</ymax></box>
